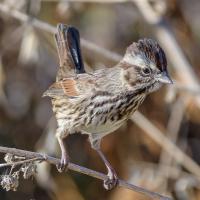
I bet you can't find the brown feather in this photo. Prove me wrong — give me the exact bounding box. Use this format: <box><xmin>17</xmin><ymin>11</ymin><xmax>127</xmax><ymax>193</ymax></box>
<box><xmin>45</xmin><ymin>79</ymin><xmax>79</xmax><ymax>97</ymax></box>
<box><xmin>61</xmin><ymin>79</ymin><xmax>79</xmax><ymax>96</ymax></box>
<box><xmin>55</xmin><ymin>24</ymin><xmax>76</xmax><ymax>81</ymax></box>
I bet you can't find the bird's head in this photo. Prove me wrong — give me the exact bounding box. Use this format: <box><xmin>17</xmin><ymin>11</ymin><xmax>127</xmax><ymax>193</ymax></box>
<box><xmin>121</xmin><ymin>38</ymin><xmax>172</xmax><ymax>93</ymax></box>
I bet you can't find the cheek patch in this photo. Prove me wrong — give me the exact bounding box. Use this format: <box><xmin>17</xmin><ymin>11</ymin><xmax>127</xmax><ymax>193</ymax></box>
<box><xmin>123</xmin><ymin>67</ymin><xmax>137</xmax><ymax>85</ymax></box>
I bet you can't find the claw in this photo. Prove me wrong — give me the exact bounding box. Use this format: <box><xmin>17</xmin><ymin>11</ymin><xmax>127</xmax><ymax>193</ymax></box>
<box><xmin>56</xmin><ymin>136</ymin><xmax>69</xmax><ymax>172</ymax></box>
<box><xmin>56</xmin><ymin>154</ymin><xmax>69</xmax><ymax>173</ymax></box>
<box><xmin>103</xmin><ymin>168</ymin><xmax>118</xmax><ymax>190</ymax></box>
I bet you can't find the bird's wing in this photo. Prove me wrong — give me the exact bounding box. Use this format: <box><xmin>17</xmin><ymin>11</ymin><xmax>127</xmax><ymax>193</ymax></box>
<box><xmin>55</xmin><ymin>24</ymin><xmax>85</xmax><ymax>81</ymax></box>
<box><xmin>43</xmin><ymin>74</ymin><xmax>96</xmax><ymax>98</ymax></box>
<box><xmin>43</xmin><ymin>68</ymin><xmax>124</xmax><ymax>98</ymax></box>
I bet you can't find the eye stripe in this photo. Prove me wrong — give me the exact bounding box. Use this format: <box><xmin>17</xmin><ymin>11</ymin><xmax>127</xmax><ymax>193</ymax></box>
<box><xmin>126</xmin><ymin>38</ymin><xmax>167</xmax><ymax>72</ymax></box>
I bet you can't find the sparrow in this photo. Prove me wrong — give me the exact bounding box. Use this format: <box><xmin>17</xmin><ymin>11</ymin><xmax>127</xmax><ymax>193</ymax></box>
<box><xmin>43</xmin><ymin>23</ymin><xmax>173</xmax><ymax>190</ymax></box>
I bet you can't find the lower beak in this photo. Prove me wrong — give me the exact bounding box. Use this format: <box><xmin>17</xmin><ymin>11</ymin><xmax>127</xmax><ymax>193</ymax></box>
<box><xmin>157</xmin><ymin>71</ymin><xmax>173</xmax><ymax>84</ymax></box>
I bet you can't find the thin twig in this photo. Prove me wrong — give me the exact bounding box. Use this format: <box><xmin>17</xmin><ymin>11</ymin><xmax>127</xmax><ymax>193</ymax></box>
<box><xmin>0</xmin><ymin>157</ymin><xmax>44</xmax><ymax>168</ymax></box>
<box><xmin>0</xmin><ymin>146</ymin><xmax>171</xmax><ymax>200</ymax></box>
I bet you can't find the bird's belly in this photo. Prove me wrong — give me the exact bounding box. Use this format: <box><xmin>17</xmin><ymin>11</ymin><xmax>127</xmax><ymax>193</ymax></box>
<box><xmin>80</xmin><ymin>94</ymin><xmax>146</xmax><ymax>137</ymax></box>
<box><xmin>81</xmin><ymin>118</ymin><xmax>126</xmax><ymax>136</ymax></box>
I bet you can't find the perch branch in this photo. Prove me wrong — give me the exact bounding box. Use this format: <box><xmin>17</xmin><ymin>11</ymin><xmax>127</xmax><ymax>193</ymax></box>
<box><xmin>0</xmin><ymin>146</ymin><xmax>171</xmax><ymax>200</ymax></box>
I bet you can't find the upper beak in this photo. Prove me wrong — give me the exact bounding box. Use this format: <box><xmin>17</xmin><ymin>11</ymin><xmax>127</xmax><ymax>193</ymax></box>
<box><xmin>157</xmin><ymin>71</ymin><xmax>173</xmax><ymax>84</ymax></box>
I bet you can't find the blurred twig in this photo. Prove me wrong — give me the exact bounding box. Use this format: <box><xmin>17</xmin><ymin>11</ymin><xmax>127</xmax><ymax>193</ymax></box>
<box><xmin>0</xmin><ymin>2</ymin><xmax>199</xmax><ymax>91</ymax></box>
<box><xmin>0</xmin><ymin>146</ymin><xmax>171</xmax><ymax>200</ymax></box>
<box><xmin>173</xmin><ymin>83</ymin><xmax>200</xmax><ymax>96</ymax></box>
<box><xmin>0</xmin><ymin>2</ymin><xmax>121</xmax><ymax>62</ymax></box>
<box><xmin>158</xmin><ymin>97</ymin><xmax>186</xmax><ymax>188</ymax></box>
<box><xmin>133</xmin><ymin>0</ymin><xmax>200</xmax><ymax>105</ymax></box>
<box><xmin>128</xmin><ymin>160</ymin><xmax>198</xmax><ymax>182</ymax></box>
<box><xmin>131</xmin><ymin>112</ymin><xmax>200</xmax><ymax>181</ymax></box>
<box><xmin>42</xmin><ymin>0</ymin><xmax>129</xmax><ymax>2</ymax></box>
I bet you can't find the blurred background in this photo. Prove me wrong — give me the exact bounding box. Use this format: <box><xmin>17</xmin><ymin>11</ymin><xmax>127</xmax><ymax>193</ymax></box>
<box><xmin>0</xmin><ymin>0</ymin><xmax>200</xmax><ymax>199</ymax></box>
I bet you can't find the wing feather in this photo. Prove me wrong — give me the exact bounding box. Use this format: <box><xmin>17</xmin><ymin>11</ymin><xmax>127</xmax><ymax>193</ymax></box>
<box><xmin>43</xmin><ymin>79</ymin><xmax>79</xmax><ymax>98</ymax></box>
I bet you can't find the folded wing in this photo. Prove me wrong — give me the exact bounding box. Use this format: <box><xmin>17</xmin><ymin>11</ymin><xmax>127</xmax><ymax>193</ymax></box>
<box><xmin>43</xmin><ymin>74</ymin><xmax>97</xmax><ymax>98</ymax></box>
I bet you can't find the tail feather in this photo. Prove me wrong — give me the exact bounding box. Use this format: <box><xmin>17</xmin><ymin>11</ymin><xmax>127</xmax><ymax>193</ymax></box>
<box><xmin>55</xmin><ymin>24</ymin><xmax>85</xmax><ymax>81</ymax></box>
<box><xmin>43</xmin><ymin>24</ymin><xmax>86</xmax><ymax>99</ymax></box>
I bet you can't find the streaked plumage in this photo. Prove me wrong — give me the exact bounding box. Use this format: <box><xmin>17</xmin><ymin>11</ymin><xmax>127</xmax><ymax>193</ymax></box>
<box><xmin>43</xmin><ymin>24</ymin><xmax>172</xmax><ymax>190</ymax></box>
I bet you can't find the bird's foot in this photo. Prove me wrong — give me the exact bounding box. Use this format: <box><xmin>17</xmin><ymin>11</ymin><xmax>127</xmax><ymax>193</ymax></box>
<box><xmin>103</xmin><ymin>167</ymin><xmax>118</xmax><ymax>190</ymax></box>
<box><xmin>56</xmin><ymin>154</ymin><xmax>69</xmax><ymax>173</ymax></box>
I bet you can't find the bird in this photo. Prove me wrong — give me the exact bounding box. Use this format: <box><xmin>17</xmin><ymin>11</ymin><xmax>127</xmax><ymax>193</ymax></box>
<box><xmin>43</xmin><ymin>23</ymin><xmax>173</xmax><ymax>190</ymax></box>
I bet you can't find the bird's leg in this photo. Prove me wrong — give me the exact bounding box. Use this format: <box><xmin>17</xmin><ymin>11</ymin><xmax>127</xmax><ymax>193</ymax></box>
<box><xmin>96</xmin><ymin>149</ymin><xmax>118</xmax><ymax>190</ymax></box>
<box><xmin>56</xmin><ymin>132</ymin><xmax>69</xmax><ymax>172</ymax></box>
<box><xmin>89</xmin><ymin>137</ymin><xmax>118</xmax><ymax>190</ymax></box>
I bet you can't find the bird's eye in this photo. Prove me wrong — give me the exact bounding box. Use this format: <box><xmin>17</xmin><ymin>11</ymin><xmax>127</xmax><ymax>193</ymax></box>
<box><xmin>142</xmin><ymin>68</ymin><xmax>151</xmax><ymax>75</ymax></box>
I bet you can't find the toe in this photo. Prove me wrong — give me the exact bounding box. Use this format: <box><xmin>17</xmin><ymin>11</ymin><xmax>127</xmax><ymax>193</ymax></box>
<box><xmin>56</xmin><ymin>156</ymin><xmax>69</xmax><ymax>172</ymax></box>
<box><xmin>103</xmin><ymin>172</ymin><xmax>118</xmax><ymax>190</ymax></box>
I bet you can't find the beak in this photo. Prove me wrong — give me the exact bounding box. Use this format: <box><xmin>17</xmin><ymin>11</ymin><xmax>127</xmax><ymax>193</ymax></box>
<box><xmin>157</xmin><ymin>71</ymin><xmax>173</xmax><ymax>84</ymax></box>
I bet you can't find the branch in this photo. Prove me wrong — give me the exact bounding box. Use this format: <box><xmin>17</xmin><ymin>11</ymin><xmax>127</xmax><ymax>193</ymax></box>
<box><xmin>0</xmin><ymin>146</ymin><xmax>171</xmax><ymax>200</ymax></box>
